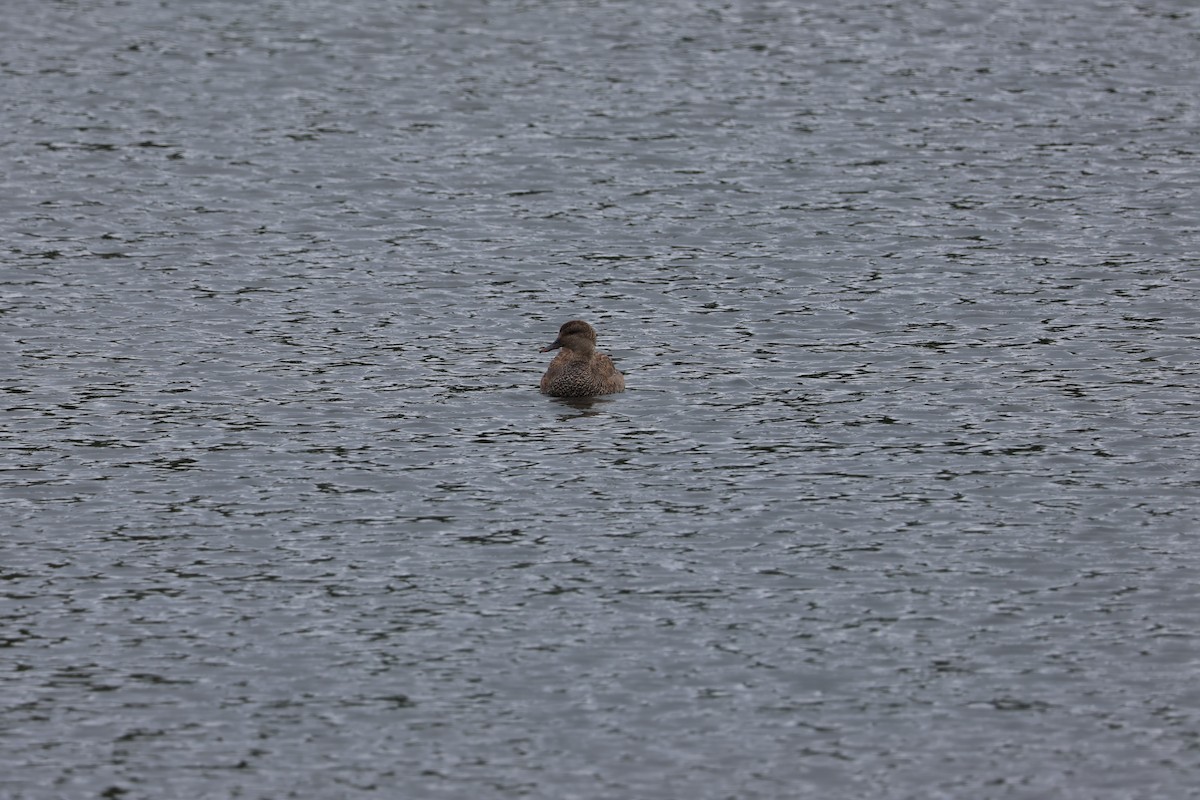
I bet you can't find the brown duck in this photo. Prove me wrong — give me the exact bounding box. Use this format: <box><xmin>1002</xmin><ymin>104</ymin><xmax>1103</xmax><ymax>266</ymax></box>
<box><xmin>539</xmin><ymin>320</ymin><xmax>625</xmax><ymax>397</ymax></box>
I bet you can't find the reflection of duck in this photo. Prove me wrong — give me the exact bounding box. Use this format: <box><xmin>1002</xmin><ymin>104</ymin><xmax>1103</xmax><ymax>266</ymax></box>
<box><xmin>539</xmin><ymin>320</ymin><xmax>626</xmax><ymax>397</ymax></box>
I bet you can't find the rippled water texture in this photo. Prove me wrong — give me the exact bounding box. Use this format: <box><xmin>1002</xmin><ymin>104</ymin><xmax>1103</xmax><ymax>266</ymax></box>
<box><xmin>3</xmin><ymin>1</ymin><xmax>1200</xmax><ymax>798</ymax></box>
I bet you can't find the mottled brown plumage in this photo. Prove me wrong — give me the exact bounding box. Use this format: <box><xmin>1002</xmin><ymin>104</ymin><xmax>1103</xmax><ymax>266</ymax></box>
<box><xmin>539</xmin><ymin>320</ymin><xmax>625</xmax><ymax>397</ymax></box>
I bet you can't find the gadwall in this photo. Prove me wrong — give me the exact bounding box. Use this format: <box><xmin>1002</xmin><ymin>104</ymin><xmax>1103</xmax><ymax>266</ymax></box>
<box><xmin>539</xmin><ymin>320</ymin><xmax>625</xmax><ymax>397</ymax></box>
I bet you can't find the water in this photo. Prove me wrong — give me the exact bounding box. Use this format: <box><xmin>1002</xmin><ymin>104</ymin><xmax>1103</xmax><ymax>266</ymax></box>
<box><xmin>3</xmin><ymin>1</ymin><xmax>1199</xmax><ymax>798</ymax></box>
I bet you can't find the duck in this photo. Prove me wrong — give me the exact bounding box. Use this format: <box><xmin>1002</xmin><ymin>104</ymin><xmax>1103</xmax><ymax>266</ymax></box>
<box><xmin>539</xmin><ymin>320</ymin><xmax>625</xmax><ymax>397</ymax></box>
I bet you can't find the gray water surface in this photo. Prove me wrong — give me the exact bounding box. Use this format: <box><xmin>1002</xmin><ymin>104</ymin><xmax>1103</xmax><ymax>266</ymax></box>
<box><xmin>3</xmin><ymin>1</ymin><xmax>1200</xmax><ymax>798</ymax></box>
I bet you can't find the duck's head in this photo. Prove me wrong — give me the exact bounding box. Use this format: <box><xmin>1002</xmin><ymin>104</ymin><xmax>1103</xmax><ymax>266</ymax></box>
<box><xmin>540</xmin><ymin>320</ymin><xmax>598</xmax><ymax>353</ymax></box>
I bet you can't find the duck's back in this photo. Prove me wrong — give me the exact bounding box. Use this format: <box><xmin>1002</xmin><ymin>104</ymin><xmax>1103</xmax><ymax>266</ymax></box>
<box><xmin>541</xmin><ymin>353</ymin><xmax>624</xmax><ymax>397</ymax></box>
